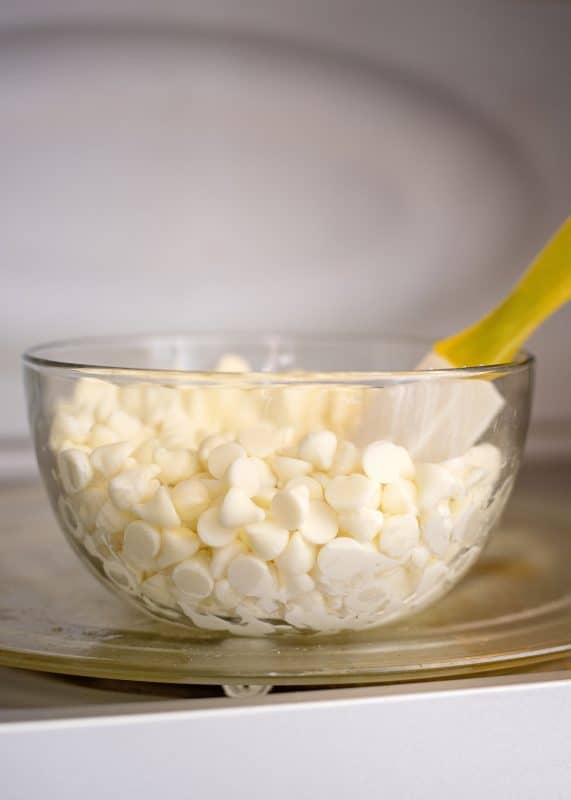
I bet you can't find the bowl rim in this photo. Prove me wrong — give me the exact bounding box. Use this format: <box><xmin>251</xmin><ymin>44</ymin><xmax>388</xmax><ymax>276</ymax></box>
<box><xmin>22</xmin><ymin>331</ymin><xmax>535</xmax><ymax>384</ymax></box>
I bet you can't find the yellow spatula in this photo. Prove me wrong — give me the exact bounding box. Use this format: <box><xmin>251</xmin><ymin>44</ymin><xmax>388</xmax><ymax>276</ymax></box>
<box><xmin>356</xmin><ymin>217</ymin><xmax>571</xmax><ymax>460</ymax></box>
<box><xmin>428</xmin><ymin>216</ymin><xmax>571</xmax><ymax>369</ymax></box>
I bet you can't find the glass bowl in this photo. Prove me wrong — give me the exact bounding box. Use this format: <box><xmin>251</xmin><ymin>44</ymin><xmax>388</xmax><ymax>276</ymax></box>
<box><xmin>22</xmin><ymin>333</ymin><xmax>533</xmax><ymax>637</ymax></box>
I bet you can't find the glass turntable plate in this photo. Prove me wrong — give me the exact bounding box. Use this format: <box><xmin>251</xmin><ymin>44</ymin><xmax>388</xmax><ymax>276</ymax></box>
<box><xmin>1</xmin><ymin>480</ymin><xmax>570</xmax><ymax>685</ymax></box>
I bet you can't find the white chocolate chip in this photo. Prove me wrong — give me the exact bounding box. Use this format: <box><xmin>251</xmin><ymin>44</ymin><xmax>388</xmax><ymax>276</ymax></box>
<box><xmin>134</xmin><ymin>486</ymin><xmax>181</xmax><ymax>528</ymax></box>
<box><xmin>213</xmin><ymin>579</ymin><xmax>241</xmax><ymax>609</ymax></box>
<box><xmin>362</xmin><ymin>440</ymin><xmax>415</xmax><ymax>483</ymax></box>
<box><xmin>442</xmin><ymin>456</ymin><xmax>469</xmax><ymax>480</ymax></box>
<box><xmin>102</xmin><ymin>531</ymin><xmax>127</xmax><ymax>558</ymax></box>
<box><xmin>325</xmin><ymin>474</ymin><xmax>380</xmax><ymax>511</ymax></box>
<box><xmin>156</xmin><ymin>527</ymin><xmax>200</xmax><ymax>569</ymax></box>
<box><xmin>338</xmin><ymin>508</ymin><xmax>384</xmax><ymax>542</ymax></box>
<box><xmin>380</xmin><ymin>514</ymin><xmax>420</xmax><ymax>559</ymax></box>
<box><xmin>416</xmin><ymin>562</ymin><xmax>449</xmax><ymax>596</ymax></box>
<box><xmin>330</xmin><ymin>440</ymin><xmax>360</xmax><ymax>475</ymax></box>
<box><xmin>317</xmin><ymin>538</ymin><xmax>379</xmax><ymax>582</ymax></box>
<box><xmin>465</xmin><ymin>443</ymin><xmax>501</xmax><ymax>475</ymax></box>
<box><xmin>375</xmin><ymin>552</ymin><xmax>402</xmax><ymax>574</ymax></box>
<box><xmin>276</xmin><ymin>531</ymin><xmax>315</xmax><ymax>574</ymax></box>
<box><xmin>170</xmin><ymin>478</ymin><xmax>210</xmax><ymax>523</ymax></box>
<box><xmin>464</xmin><ymin>466</ymin><xmax>488</xmax><ymax>491</ymax></box>
<box><xmin>381</xmin><ymin>479</ymin><xmax>418</xmax><ymax>515</ymax></box>
<box><xmin>376</xmin><ymin>567</ymin><xmax>411</xmax><ymax>604</ymax></box>
<box><xmin>199</xmin><ymin>477</ymin><xmax>226</xmax><ymax>500</ymax></box>
<box><xmin>416</xmin><ymin>463</ymin><xmax>464</xmax><ymax>510</ymax></box>
<box><xmin>280</xmin><ymin>572</ymin><xmax>315</xmax><ymax>600</ymax></box>
<box><xmin>108</xmin><ymin>465</ymin><xmax>161</xmax><ymax>511</ymax></box>
<box><xmin>133</xmin><ymin>437</ymin><xmax>157</xmax><ymax>465</ymax></box>
<box><xmin>265</xmin><ymin>385</ymin><xmax>310</xmax><ymax>426</ymax></box>
<box><xmin>251</xmin><ymin>457</ymin><xmax>277</xmax><ymax>489</ymax></box>
<box><xmin>197</xmin><ymin>506</ymin><xmax>238</xmax><ymax>547</ymax></box>
<box><xmin>229</xmin><ymin>608</ymin><xmax>276</xmax><ymax>634</ymax></box>
<box><xmin>50</xmin><ymin>408</ymin><xmax>94</xmax><ymax>449</ymax></box>
<box><xmin>238</xmin><ymin>424</ymin><xmax>280</xmax><ymax>457</ymax></box>
<box><xmin>298</xmin><ymin>431</ymin><xmax>337</xmax><ymax>471</ymax></box>
<box><xmin>245</xmin><ymin>521</ymin><xmax>289</xmax><ymax>560</ymax></box>
<box><xmin>58</xmin><ymin>496</ymin><xmax>84</xmax><ymax>539</ymax></box>
<box><xmin>123</xmin><ymin>521</ymin><xmax>161</xmax><ymax>569</ymax></box>
<box><xmin>247</xmin><ymin>596</ymin><xmax>280</xmax><ymax>616</ymax></box>
<box><xmin>219</xmin><ymin>488</ymin><xmax>264</xmax><ymax>529</ymax></box>
<box><xmin>278</xmin><ymin>426</ymin><xmax>296</xmax><ymax>451</ymax></box>
<box><xmin>285</xmin><ymin>475</ymin><xmax>323</xmax><ymax>500</ymax></box>
<box><xmin>107</xmin><ymin>409</ymin><xmax>141</xmax><ymax>440</ymax></box>
<box><xmin>285</xmin><ymin>604</ymin><xmax>336</xmax><ymax>631</ymax></box>
<box><xmin>173</xmin><ymin>554</ymin><xmax>214</xmax><ymax>599</ymax></box>
<box><xmin>84</xmin><ymin>527</ymin><xmax>112</xmax><ymax>559</ymax></box>
<box><xmin>74</xmin><ymin>378</ymin><xmax>118</xmax><ymax>421</ymax></box>
<box><xmin>207</xmin><ymin>442</ymin><xmax>245</xmax><ymax>479</ymax></box>
<box><xmin>410</xmin><ymin>545</ymin><xmax>431</xmax><ymax>570</ymax></box>
<box><xmin>272</xmin><ymin>456</ymin><xmax>312</xmax><ymax>483</ymax></box>
<box><xmin>211</xmin><ymin>540</ymin><xmax>247</xmax><ymax>579</ymax></box>
<box><xmin>59</xmin><ymin>439</ymin><xmax>91</xmax><ymax>455</ymax></box>
<box><xmin>226</xmin><ymin>456</ymin><xmax>261</xmax><ymax>496</ymax></box>
<box><xmin>271</xmin><ymin>485</ymin><xmax>310</xmax><ymax>529</ymax></box>
<box><xmin>312</xmin><ymin>472</ymin><xmax>330</xmax><ymax>490</ymax></box>
<box><xmin>140</xmin><ymin>386</ymin><xmax>182</xmax><ymax>427</ymax></box>
<box><xmin>140</xmin><ymin>573</ymin><xmax>176</xmax><ymax>607</ymax></box>
<box><xmin>119</xmin><ymin>383</ymin><xmax>144</xmax><ymax>417</ymax></box>
<box><xmin>159</xmin><ymin>413</ymin><xmax>197</xmax><ymax>450</ymax></box>
<box><xmin>91</xmin><ymin>441</ymin><xmax>135</xmax><ymax>477</ymax></box>
<box><xmin>345</xmin><ymin>581</ymin><xmax>389</xmax><ymax>613</ymax></box>
<box><xmin>66</xmin><ymin>412</ymin><xmax>97</xmax><ymax>442</ymax></box>
<box><xmin>95</xmin><ymin>501</ymin><xmax>133</xmax><ymax>535</ymax></box>
<box><xmin>198</xmin><ymin>433</ymin><xmax>235</xmax><ymax>467</ymax></box>
<box><xmin>227</xmin><ymin>555</ymin><xmax>276</xmax><ymax>597</ymax></box>
<box><xmin>154</xmin><ymin>447</ymin><xmax>199</xmax><ymax>484</ymax></box>
<box><xmin>57</xmin><ymin>448</ymin><xmax>93</xmax><ymax>494</ymax></box>
<box><xmin>181</xmin><ymin>606</ymin><xmax>244</xmax><ymax>632</ymax></box>
<box><xmin>294</xmin><ymin>589</ymin><xmax>328</xmax><ymax>615</ymax></box>
<box><xmin>89</xmin><ymin>424</ymin><xmax>120</xmax><ymax>448</ymax></box>
<box><xmin>421</xmin><ymin>503</ymin><xmax>453</xmax><ymax>557</ymax></box>
<box><xmin>299</xmin><ymin>500</ymin><xmax>338</xmax><ymax>544</ymax></box>
<box><xmin>450</xmin><ymin>496</ymin><xmax>481</xmax><ymax>545</ymax></box>
<box><xmin>253</xmin><ymin>486</ymin><xmax>277</xmax><ymax>508</ymax></box>
<box><xmin>103</xmin><ymin>558</ymin><xmax>139</xmax><ymax>593</ymax></box>
<box><xmin>77</xmin><ymin>486</ymin><xmax>107</xmax><ymax>530</ymax></box>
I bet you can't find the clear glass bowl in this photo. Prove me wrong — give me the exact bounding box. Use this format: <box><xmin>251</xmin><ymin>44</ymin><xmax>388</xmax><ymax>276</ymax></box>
<box><xmin>22</xmin><ymin>333</ymin><xmax>533</xmax><ymax>637</ymax></box>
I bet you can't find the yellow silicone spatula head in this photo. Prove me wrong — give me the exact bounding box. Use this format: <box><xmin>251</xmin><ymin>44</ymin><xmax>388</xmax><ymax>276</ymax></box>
<box><xmin>362</xmin><ymin>217</ymin><xmax>571</xmax><ymax>461</ymax></box>
<box><xmin>432</xmin><ymin>217</ymin><xmax>571</xmax><ymax>367</ymax></box>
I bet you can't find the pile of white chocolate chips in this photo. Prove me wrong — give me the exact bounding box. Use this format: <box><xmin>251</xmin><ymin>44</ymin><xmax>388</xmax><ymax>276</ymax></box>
<box><xmin>50</xmin><ymin>366</ymin><xmax>502</xmax><ymax>635</ymax></box>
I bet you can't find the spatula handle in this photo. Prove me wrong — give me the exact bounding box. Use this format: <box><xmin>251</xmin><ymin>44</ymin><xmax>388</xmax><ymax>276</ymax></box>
<box><xmin>434</xmin><ymin>217</ymin><xmax>571</xmax><ymax>366</ymax></box>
